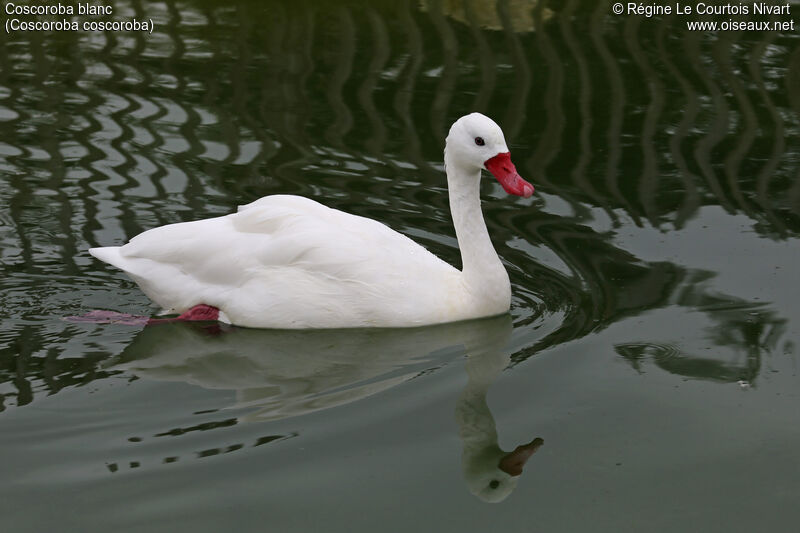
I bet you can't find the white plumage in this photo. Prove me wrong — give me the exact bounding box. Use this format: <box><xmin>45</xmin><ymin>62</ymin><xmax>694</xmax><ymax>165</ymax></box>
<box><xmin>90</xmin><ymin>113</ymin><xmax>534</xmax><ymax>329</ymax></box>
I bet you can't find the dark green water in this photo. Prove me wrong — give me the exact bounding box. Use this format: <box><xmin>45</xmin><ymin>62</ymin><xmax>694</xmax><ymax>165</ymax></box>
<box><xmin>1</xmin><ymin>1</ymin><xmax>799</xmax><ymax>531</ymax></box>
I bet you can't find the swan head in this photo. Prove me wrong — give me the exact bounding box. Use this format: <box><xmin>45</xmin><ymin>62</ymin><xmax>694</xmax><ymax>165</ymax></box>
<box><xmin>445</xmin><ymin>113</ymin><xmax>535</xmax><ymax>198</ymax></box>
<box><xmin>463</xmin><ymin>437</ymin><xmax>544</xmax><ymax>503</ymax></box>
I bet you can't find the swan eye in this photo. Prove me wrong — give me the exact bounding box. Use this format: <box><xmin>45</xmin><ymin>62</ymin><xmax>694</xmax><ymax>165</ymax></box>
<box><xmin>489</xmin><ymin>480</ymin><xmax>500</xmax><ymax>489</ymax></box>
<box><xmin>474</xmin><ymin>137</ymin><xmax>485</xmax><ymax>146</ymax></box>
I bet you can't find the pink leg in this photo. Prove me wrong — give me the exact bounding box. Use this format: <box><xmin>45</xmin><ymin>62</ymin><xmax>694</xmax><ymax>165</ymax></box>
<box><xmin>65</xmin><ymin>305</ymin><xmax>221</xmax><ymax>326</ymax></box>
<box><xmin>64</xmin><ymin>310</ymin><xmax>150</xmax><ymax>325</ymax></box>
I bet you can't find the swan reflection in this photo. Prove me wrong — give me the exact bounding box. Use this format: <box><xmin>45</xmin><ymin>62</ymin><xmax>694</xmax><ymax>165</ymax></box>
<box><xmin>111</xmin><ymin>319</ymin><xmax>485</xmax><ymax>422</ymax></box>
<box><xmin>110</xmin><ymin>314</ymin><xmax>542</xmax><ymax>499</ymax></box>
<box><xmin>457</xmin><ymin>336</ymin><xmax>543</xmax><ymax>503</ymax></box>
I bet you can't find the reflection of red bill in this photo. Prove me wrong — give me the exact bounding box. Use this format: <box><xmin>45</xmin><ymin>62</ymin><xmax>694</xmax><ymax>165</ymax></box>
<box><xmin>484</xmin><ymin>152</ymin><xmax>535</xmax><ymax>198</ymax></box>
<box><xmin>498</xmin><ymin>437</ymin><xmax>544</xmax><ymax>476</ymax></box>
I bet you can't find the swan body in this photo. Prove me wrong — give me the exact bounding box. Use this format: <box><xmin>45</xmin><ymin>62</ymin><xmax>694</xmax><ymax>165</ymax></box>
<box><xmin>90</xmin><ymin>113</ymin><xmax>534</xmax><ymax>329</ymax></box>
<box><xmin>92</xmin><ymin>195</ymin><xmax>467</xmax><ymax>328</ymax></box>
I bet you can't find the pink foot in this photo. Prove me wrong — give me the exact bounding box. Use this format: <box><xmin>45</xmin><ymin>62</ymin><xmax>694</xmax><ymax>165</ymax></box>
<box><xmin>175</xmin><ymin>304</ymin><xmax>220</xmax><ymax>322</ymax></box>
<box><xmin>147</xmin><ymin>304</ymin><xmax>221</xmax><ymax>325</ymax></box>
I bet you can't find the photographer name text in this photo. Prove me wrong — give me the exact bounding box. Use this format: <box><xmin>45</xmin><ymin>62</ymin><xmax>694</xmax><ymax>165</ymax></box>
<box><xmin>624</xmin><ymin>2</ymin><xmax>791</xmax><ymax>17</ymax></box>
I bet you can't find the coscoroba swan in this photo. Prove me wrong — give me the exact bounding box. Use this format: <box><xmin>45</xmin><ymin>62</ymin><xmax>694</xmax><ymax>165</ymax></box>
<box><xmin>89</xmin><ymin>113</ymin><xmax>534</xmax><ymax>328</ymax></box>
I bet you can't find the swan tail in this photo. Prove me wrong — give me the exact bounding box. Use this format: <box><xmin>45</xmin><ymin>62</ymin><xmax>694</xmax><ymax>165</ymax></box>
<box><xmin>89</xmin><ymin>246</ymin><xmax>127</xmax><ymax>271</ymax></box>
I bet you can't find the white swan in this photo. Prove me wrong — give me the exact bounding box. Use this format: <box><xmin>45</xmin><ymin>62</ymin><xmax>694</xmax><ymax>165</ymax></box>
<box><xmin>90</xmin><ymin>113</ymin><xmax>534</xmax><ymax>328</ymax></box>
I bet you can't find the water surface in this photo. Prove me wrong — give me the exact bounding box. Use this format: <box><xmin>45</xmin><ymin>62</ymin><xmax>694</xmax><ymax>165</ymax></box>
<box><xmin>1</xmin><ymin>1</ymin><xmax>799</xmax><ymax>531</ymax></box>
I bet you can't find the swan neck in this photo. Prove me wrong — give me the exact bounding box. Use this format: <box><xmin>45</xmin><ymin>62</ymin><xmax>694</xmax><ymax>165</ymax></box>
<box><xmin>446</xmin><ymin>160</ymin><xmax>499</xmax><ymax>275</ymax></box>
